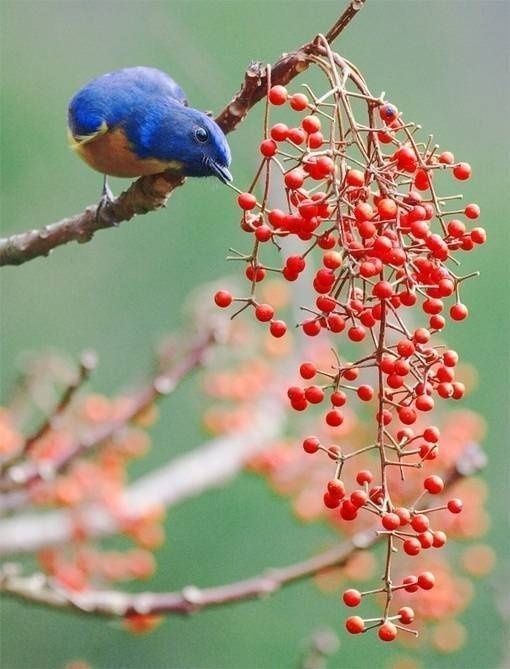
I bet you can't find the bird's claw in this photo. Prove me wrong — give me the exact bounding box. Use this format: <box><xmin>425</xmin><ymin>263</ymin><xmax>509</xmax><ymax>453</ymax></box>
<box><xmin>95</xmin><ymin>176</ymin><xmax>118</xmax><ymax>225</ymax></box>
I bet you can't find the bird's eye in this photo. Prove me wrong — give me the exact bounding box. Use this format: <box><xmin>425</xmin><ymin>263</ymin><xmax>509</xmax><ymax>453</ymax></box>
<box><xmin>194</xmin><ymin>127</ymin><xmax>209</xmax><ymax>143</ymax></box>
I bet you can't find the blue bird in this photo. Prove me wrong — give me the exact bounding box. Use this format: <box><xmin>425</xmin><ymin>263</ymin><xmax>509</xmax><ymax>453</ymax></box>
<box><xmin>68</xmin><ymin>66</ymin><xmax>232</xmax><ymax>201</ymax></box>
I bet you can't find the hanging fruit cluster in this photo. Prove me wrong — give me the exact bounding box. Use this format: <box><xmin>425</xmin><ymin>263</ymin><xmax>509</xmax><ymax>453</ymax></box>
<box><xmin>215</xmin><ymin>42</ymin><xmax>485</xmax><ymax>640</ymax></box>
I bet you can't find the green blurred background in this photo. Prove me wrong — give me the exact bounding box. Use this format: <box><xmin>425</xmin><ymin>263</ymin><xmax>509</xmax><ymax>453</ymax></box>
<box><xmin>1</xmin><ymin>1</ymin><xmax>508</xmax><ymax>668</ymax></box>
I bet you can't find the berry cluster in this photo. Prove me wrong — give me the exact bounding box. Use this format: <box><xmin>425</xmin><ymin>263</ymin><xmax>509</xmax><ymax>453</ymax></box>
<box><xmin>215</xmin><ymin>48</ymin><xmax>485</xmax><ymax>640</ymax></box>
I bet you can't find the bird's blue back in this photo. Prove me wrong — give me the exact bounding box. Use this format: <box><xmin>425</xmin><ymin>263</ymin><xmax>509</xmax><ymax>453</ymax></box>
<box><xmin>68</xmin><ymin>66</ymin><xmax>187</xmax><ymax>139</ymax></box>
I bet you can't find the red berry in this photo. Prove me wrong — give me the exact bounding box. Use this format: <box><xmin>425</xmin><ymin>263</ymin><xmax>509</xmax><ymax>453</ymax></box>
<box><xmin>395</xmin><ymin>506</ymin><xmax>411</xmax><ymax>526</ymax></box>
<box><xmin>432</xmin><ymin>530</ymin><xmax>447</xmax><ymax>548</ymax></box>
<box><xmin>394</xmin><ymin>146</ymin><xmax>417</xmax><ymax>172</ymax></box>
<box><xmin>411</xmin><ymin>514</ymin><xmax>430</xmax><ymax>533</ymax></box>
<box><xmin>378</xmin><ymin>622</ymin><xmax>397</xmax><ymax>642</ymax></box>
<box><xmin>323</xmin><ymin>492</ymin><xmax>340</xmax><ymax>509</ymax></box>
<box><xmin>357</xmin><ymin>385</ymin><xmax>374</xmax><ymax>401</ymax></box>
<box><xmin>237</xmin><ymin>192</ymin><xmax>257</xmax><ymax>210</ymax></box>
<box><xmin>327</xmin><ymin>479</ymin><xmax>345</xmax><ymax>499</ymax></box>
<box><xmin>254</xmin><ymin>225</ymin><xmax>272</xmax><ymax>243</ymax></box>
<box><xmin>255</xmin><ymin>303</ymin><xmax>274</xmax><ymax>322</ymax></box>
<box><xmin>316</xmin><ymin>295</ymin><xmax>336</xmax><ymax>313</ymax></box>
<box><xmin>443</xmin><ymin>350</ymin><xmax>459</xmax><ymax>367</ymax></box>
<box><xmin>373</xmin><ymin>281</ymin><xmax>393</xmax><ymax>299</ymax></box>
<box><xmin>369</xmin><ymin>485</ymin><xmax>384</xmax><ymax>505</ymax></box>
<box><xmin>285</xmin><ymin>255</ymin><xmax>306</xmax><ymax>273</ymax></box>
<box><xmin>214</xmin><ymin>290</ymin><xmax>232</xmax><ymax>308</ymax></box>
<box><xmin>317</xmin><ymin>156</ymin><xmax>334</xmax><ymax>176</ymax></box>
<box><xmin>340</xmin><ymin>500</ymin><xmax>358</xmax><ymax>520</ymax></box>
<box><xmin>471</xmin><ymin>227</ymin><xmax>487</xmax><ymax>244</ymax></box>
<box><xmin>438</xmin><ymin>151</ymin><xmax>455</xmax><ymax>165</ymax></box>
<box><xmin>447</xmin><ymin>498</ymin><xmax>463</xmax><ymax>514</ymax></box>
<box><xmin>377</xmin><ymin>198</ymin><xmax>397</xmax><ymax>219</ymax></box>
<box><xmin>423</xmin><ymin>426</ymin><xmax>440</xmax><ymax>442</ymax></box>
<box><xmin>302</xmin><ymin>436</ymin><xmax>320</xmax><ymax>454</ymax></box>
<box><xmin>288</xmin><ymin>127</ymin><xmax>306</xmax><ymax>145</ymax></box>
<box><xmin>269</xmin><ymin>320</ymin><xmax>287</xmax><ymax>338</ymax></box>
<box><xmin>418</xmin><ymin>571</ymin><xmax>435</xmax><ymax>590</ymax></box>
<box><xmin>270</xmin><ymin>123</ymin><xmax>289</xmax><ymax>142</ymax></box>
<box><xmin>356</xmin><ymin>469</ymin><xmax>373</xmax><ymax>485</ymax></box>
<box><xmin>447</xmin><ymin>219</ymin><xmax>466</xmax><ymax>237</ymax></box>
<box><xmin>284</xmin><ymin>169</ymin><xmax>305</xmax><ymax>190</ymax></box>
<box><xmin>414</xmin><ymin>168</ymin><xmax>431</xmax><ymax>191</ymax></box>
<box><xmin>245</xmin><ymin>265</ymin><xmax>266</xmax><ymax>282</ymax></box>
<box><xmin>413</xmin><ymin>327</ymin><xmax>430</xmax><ymax>344</ymax></box>
<box><xmin>350</xmin><ymin>489</ymin><xmax>368</xmax><ymax>508</ymax></box>
<box><xmin>259</xmin><ymin>139</ymin><xmax>277</xmax><ymax>157</ymax></box>
<box><xmin>382</xmin><ymin>513</ymin><xmax>401</xmax><ymax>530</ymax></box>
<box><xmin>325</xmin><ymin>409</ymin><xmax>344</xmax><ymax>427</ymax></box>
<box><xmin>268</xmin><ymin>85</ymin><xmax>288</xmax><ymax>105</ymax></box>
<box><xmin>403</xmin><ymin>538</ymin><xmax>421</xmax><ymax>556</ymax></box>
<box><xmin>345</xmin><ymin>616</ymin><xmax>365</xmax><ymax>634</ymax></box>
<box><xmin>327</xmin><ymin>314</ymin><xmax>345</xmax><ymax>333</ymax></box>
<box><xmin>450</xmin><ymin>303</ymin><xmax>468</xmax><ymax>321</ymax></box>
<box><xmin>307</xmin><ymin>132</ymin><xmax>324</xmax><ymax>149</ymax></box>
<box><xmin>354</xmin><ymin>202</ymin><xmax>374</xmax><ymax>222</ymax></box>
<box><xmin>399</xmin><ymin>606</ymin><xmax>415</xmax><ymax>624</ymax></box>
<box><xmin>327</xmin><ymin>445</ymin><xmax>342</xmax><ymax>460</ymax></box>
<box><xmin>424</xmin><ymin>475</ymin><xmax>444</xmax><ymax>494</ymax></box>
<box><xmin>398</xmin><ymin>406</ymin><xmax>417</xmax><ymax>425</ymax></box>
<box><xmin>302</xmin><ymin>115</ymin><xmax>321</xmax><ymax>134</ymax></box>
<box><xmin>464</xmin><ymin>203</ymin><xmax>480</xmax><ymax>219</ymax></box>
<box><xmin>290</xmin><ymin>92</ymin><xmax>309</xmax><ymax>111</ymax></box>
<box><xmin>346</xmin><ymin>169</ymin><xmax>364</xmax><ymax>187</ymax></box>
<box><xmin>331</xmin><ymin>390</ymin><xmax>347</xmax><ymax>407</ymax></box>
<box><xmin>348</xmin><ymin>325</ymin><xmax>366</xmax><ymax>342</ymax></box>
<box><xmin>343</xmin><ymin>589</ymin><xmax>362</xmax><ymax>607</ymax></box>
<box><xmin>397</xmin><ymin>339</ymin><xmax>415</xmax><ymax>358</ymax></box>
<box><xmin>452</xmin><ymin>382</ymin><xmax>466</xmax><ymax>399</ymax></box>
<box><xmin>403</xmin><ymin>575</ymin><xmax>419</xmax><ymax>592</ymax></box>
<box><xmin>453</xmin><ymin>162</ymin><xmax>472</xmax><ymax>180</ymax></box>
<box><xmin>302</xmin><ymin>319</ymin><xmax>322</xmax><ymax>336</ymax></box>
<box><xmin>378</xmin><ymin>129</ymin><xmax>393</xmax><ymax>144</ymax></box>
<box><xmin>305</xmin><ymin>385</ymin><xmax>324</xmax><ymax>404</ymax></box>
<box><xmin>415</xmin><ymin>394</ymin><xmax>434</xmax><ymax>412</ymax></box>
<box><xmin>299</xmin><ymin>362</ymin><xmax>317</xmax><ymax>380</ymax></box>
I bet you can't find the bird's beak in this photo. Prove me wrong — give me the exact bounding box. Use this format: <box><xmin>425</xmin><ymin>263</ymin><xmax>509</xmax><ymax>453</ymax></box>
<box><xmin>210</xmin><ymin>161</ymin><xmax>233</xmax><ymax>184</ymax></box>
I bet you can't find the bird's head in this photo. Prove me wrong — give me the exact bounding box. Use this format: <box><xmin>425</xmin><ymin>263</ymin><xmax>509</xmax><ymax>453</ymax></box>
<box><xmin>180</xmin><ymin>108</ymin><xmax>232</xmax><ymax>183</ymax></box>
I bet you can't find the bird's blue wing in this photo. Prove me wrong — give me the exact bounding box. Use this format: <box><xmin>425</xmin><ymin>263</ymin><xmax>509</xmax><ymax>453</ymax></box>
<box><xmin>68</xmin><ymin>66</ymin><xmax>188</xmax><ymax>140</ymax></box>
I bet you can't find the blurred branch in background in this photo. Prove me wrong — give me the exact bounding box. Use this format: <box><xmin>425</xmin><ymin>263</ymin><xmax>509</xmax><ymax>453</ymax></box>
<box><xmin>0</xmin><ymin>445</ymin><xmax>485</xmax><ymax>617</ymax></box>
<box><xmin>0</xmin><ymin>326</ymin><xmax>218</xmax><ymax>501</ymax></box>
<box><xmin>0</xmin><ymin>389</ymin><xmax>286</xmax><ymax>555</ymax></box>
<box><xmin>0</xmin><ymin>0</ymin><xmax>365</xmax><ymax>267</ymax></box>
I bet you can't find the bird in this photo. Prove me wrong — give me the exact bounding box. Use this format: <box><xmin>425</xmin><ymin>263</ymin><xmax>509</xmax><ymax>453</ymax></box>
<box><xmin>68</xmin><ymin>66</ymin><xmax>232</xmax><ymax>207</ymax></box>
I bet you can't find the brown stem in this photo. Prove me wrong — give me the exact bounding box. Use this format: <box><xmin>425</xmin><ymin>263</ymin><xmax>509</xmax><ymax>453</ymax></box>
<box><xmin>0</xmin><ymin>1</ymin><xmax>366</xmax><ymax>267</ymax></box>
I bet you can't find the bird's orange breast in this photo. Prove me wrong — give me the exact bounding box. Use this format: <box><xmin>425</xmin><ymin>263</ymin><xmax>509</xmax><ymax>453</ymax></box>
<box><xmin>71</xmin><ymin>127</ymin><xmax>180</xmax><ymax>178</ymax></box>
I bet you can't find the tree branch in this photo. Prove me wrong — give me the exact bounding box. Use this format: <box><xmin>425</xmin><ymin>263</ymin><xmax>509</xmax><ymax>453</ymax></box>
<box><xmin>0</xmin><ymin>327</ymin><xmax>218</xmax><ymax>499</ymax></box>
<box><xmin>0</xmin><ymin>441</ymin><xmax>486</xmax><ymax>617</ymax></box>
<box><xmin>0</xmin><ymin>389</ymin><xmax>287</xmax><ymax>554</ymax></box>
<box><xmin>1</xmin><ymin>531</ymin><xmax>372</xmax><ymax>617</ymax></box>
<box><xmin>0</xmin><ymin>0</ymin><xmax>366</xmax><ymax>267</ymax></box>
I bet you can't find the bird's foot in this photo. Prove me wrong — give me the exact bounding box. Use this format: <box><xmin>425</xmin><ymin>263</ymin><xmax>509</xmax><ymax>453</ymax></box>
<box><xmin>95</xmin><ymin>177</ymin><xmax>118</xmax><ymax>225</ymax></box>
